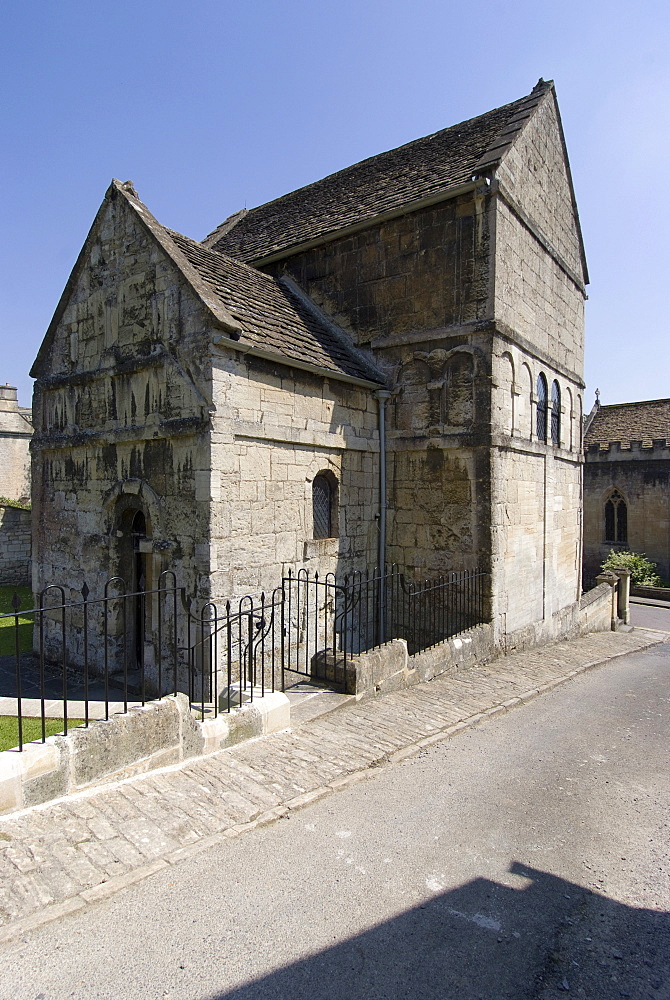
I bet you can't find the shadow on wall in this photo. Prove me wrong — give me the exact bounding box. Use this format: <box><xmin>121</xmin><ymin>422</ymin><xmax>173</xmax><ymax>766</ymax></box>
<box><xmin>210</xmin><ymin>863</ymin><xmax>668</xmax><ymax>1000</ymax></box>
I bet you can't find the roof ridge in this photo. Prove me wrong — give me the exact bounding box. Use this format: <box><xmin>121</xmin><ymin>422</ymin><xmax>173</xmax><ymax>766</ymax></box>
<box><xmin>165</xmin><ymin>226</ymin><xmax>280</xmax><ymax>288</ymax></box>
<box><xmin>595</xmin><ymin>398</ymin><xmax>670</xmax><ymax>409</ymax></box>
<box><xmin>202</xmin><ymin>82</ymin><xmax>550</xmax><ymax>254</ymax></box>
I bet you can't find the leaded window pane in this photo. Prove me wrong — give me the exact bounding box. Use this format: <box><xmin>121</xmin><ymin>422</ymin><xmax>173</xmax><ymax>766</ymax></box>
<box><xmin>604</xmin><ymin>490</ymin><xmax>627</xmax><ymax>544</ymax></box>
<box><xmin>616</xmin><ymin>496</ymin><xmax>627</xmax><ymax>544</ymax></box>
<box><xmin>604</xmin><ymin>499</ymin><xmax>615</xmax><ymax>542</ymax></box>
<box><xmin>313</xmin><ymin>476</ymin><xmax>332</xmax><ymax>538</ymax></box>
<box><xmin>536</xmin><ymin>374</ymin><xmax>548</xmax><ymax>441</ymax></box>
<box><xmin>551</xmin><ymin>381</ymin><xmax>560</xmax><ymax>445</ymax></box>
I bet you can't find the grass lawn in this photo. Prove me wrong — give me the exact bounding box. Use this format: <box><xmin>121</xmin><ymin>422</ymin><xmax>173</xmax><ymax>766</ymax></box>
<box><xmin>0</xmin><ymin>585</ymin><xmax>34</xmax><ymax>657</ymax></box>
<box><xmin>0</xmin><ymin>715</ymin><xmax>86</xmax><ymax>752</ymax></box>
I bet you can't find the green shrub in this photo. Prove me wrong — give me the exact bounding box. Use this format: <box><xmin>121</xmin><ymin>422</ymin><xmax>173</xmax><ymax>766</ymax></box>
<box><xmin>600</xmin><ymin>550</ymin><xmax>665</xmax><ymax>587</ymax></box>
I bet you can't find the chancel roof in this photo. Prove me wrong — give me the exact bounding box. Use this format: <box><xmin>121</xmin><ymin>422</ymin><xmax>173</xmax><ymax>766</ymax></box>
<box><xmin>165</xmin><ymin>229</ymin><xmax>384</xmax><ymax>384</ymax></box>
<box><xmin>203</xmin><ymin>81</ymin><xmax>554</xmax><ymax>263</ymax></box>
<box><xmin>585</xmin><ymin>399</ymin><xmax>670</xmax><ymax>448</ymax></box>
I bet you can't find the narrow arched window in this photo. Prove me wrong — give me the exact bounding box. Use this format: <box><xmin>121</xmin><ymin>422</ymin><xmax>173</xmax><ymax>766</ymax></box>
<box><xmin>312</xmin><ymin>474</ymin><xmax>336</xmax><ymax>539</ymax></box>
<box><xmin>604</xmin><ymin>490</ymin><xmax>627</xmax><ymax>544</ymax></box>
<box><xmin>536</xmin><ymin>373</ymin><xmax>548</xmax><ymax>441</ymax></box>
<box><xmin>551</xmin><ymin>380</ymin><xmax>561</xmax><ymax>445</ymax></box>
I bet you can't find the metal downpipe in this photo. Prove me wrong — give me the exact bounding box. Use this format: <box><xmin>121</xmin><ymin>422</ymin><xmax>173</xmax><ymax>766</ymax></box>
<box><xmin>377</xmin><ymin>390</ymin><xmax>391</xmax><ymax>644</ymax></box>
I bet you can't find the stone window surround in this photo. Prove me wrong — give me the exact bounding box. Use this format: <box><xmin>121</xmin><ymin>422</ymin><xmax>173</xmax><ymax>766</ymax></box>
<box><xmin>529</xmin><ymin>373</ymin><xmax>575</xmax><ymax>451</ymax></box>
<box><xmin>603</xmin><ymin>488</ymin><xmax>628</xmax><ymax>546</ymax></box>
<box><xmin>495</xmin><ymin>348</ymin><xmax>579</xmax><ymax>451</ymax></box>
<box><xmin>311</xmin><ymin>470</ymin><xmax>339</xmax><ymax>541</ymax></box>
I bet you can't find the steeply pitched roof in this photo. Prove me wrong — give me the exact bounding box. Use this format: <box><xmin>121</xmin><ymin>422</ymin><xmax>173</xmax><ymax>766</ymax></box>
<box><xmin>585</xmin><ymin>399</ymin><xmax>670</xmax><ymax>448</ymax></box>
<box><xmin>32</xmin><ymin>180</ymin><xmax>384</xmax><ymax>387</ymax></box>
<box><xmin>203</xmin><ymin>80</ymin><xmax>554</xmax><ymax>263</ymax></box>
<box><xmin>165</xmin><ymin>229</ymin><xmax>385</xmax><ymax>384</ymax></box>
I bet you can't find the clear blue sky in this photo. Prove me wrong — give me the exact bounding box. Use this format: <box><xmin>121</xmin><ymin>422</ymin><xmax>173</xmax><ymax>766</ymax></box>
<box><xmin>1</xmin><ymin>0</ymin><xmax>668</xmax><ymax>409</ymax></box>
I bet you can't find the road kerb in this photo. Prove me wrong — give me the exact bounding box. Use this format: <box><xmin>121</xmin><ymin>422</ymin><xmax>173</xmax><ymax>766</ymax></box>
<box><xmin>327</xmin><ymin>771</ymin><xmax>370</xmax><ymax>790</ymax></box>
<box><xmin>285</xmin><ymin>788</ymin><xmax>330</xmax><ymax>811</ymax></box>
<box><xmin>0</xmin><ymin>897</ymin><xmax>87</xmax><ymax>946</ymax></box>
<box><xmin>164</xmin><ymin>833</ymin><xmax>227</xmax><ymax>866</ymax></box>
<box><xmin>79</xmin><ymin>860</ymin><xmax>169</xmax><ymax>904</ymax></box>
<box><xmin>0</xmin><ymin>629</ymin><xmax>663</xmax><ymax>945</ymax></box>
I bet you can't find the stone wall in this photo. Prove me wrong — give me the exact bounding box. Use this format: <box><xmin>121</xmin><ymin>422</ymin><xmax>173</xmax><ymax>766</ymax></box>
<box><xmin>0</xmin><ymin>690</ymin><xmax>289</xmax><ymax>816</ymax></box>
<box><xmin>493</xmin><ymin>202</ymin><xmax>584</xmax><ymax>376</ymax></box>
<box><xmin>490</xmin><ymin>337</ymin><xmax>583</xmax><ymax>638</ymax></box>
<box><xmin>0</xmin><ymin>504</ymin><xmax>31</xmax><ymax>586</ymax></box>
<box><xmin>583</xmin><ymin>442</ymin><xmax>670</xmax><ymax>582</ymax></box>
<box><xmin>493</xmin><ymin>91</ymin><xmax>585</xmax><ymax>377</ymax></box>
<box><xmin>485</xmin><ymin>93</ymin><xmax>585</xmax><ymax>643</ymax></box>
<box><xmin>264</xmin><ymin>190</ymin><xmax>490</xmax><ymax>345</ymax></box>
<box><xmin>492</xmin><ymin>443</ymin><xmax>582</xmax><ymax>639</ymax></box>
<box><xmin>263</xmin><ymin>191</ymin><xmax>495</xmax><ymax>578</ymax></box>
<box><xmin>31</xmin><ymin>190</ymin><xmax>215</xmax><ymax>612</ymax></box>
<box><xmin>495</xmin><ymin>91</ymin><xmax>584</xmax><ymax>287</ymax></box>
<box><xmin>0</xmin><ymin>385</ymin><xmax>32</xmax><ymax>502</ymax></box>
<box><xmin>342</xmin><ymin>582</ymin><xmax>613</xmax><ymax>701</ymax></box>
<box><xmin>209</xmin><ymin>351</ymin><xmax>380</xmax><ymax>600</ymax></box>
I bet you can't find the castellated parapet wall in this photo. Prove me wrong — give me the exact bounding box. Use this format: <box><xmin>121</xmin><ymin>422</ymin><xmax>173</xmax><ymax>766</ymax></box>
<box><xmin>586</xmin><ymin>439</ymin><xmax>670</xmax><ymax>461</ymax></box>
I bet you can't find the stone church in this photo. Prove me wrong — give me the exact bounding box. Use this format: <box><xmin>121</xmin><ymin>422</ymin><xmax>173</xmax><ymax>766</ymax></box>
<box><xmin>583</xmin><ymin>396</ymin><xmax>670</xmax><ymax>584</ymax></box>
<box><xmin>31</xmin><ymin>78</ymin><xmax>587</xmax><ymax>656</ymax></box>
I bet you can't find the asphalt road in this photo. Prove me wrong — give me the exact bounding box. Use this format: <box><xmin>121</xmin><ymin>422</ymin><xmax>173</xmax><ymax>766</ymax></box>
<box><xmin>1</xmin><ymin>642</ymin><xmax>668</xmax><ymax>1000</ymax></box>
<box><xmin>629</xmin><ymin>601</ymin><xmax>670</xmax><ymax>634</ymax></box>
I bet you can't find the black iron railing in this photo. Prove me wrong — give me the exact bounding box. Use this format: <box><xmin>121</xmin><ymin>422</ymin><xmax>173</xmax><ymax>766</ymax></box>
<box><xmin>282</xmin><ymin>565</ymin><xmax>488</xmax><ymax>688</ymax></box>
<box><xmin>0</xmin><ymin>563</ymin><xmax>488</xmax><ymax>750</ymax></box>
<box><xmin>0</xmin><ymin>572</ymin><xmax>180</xmax><ymax>752</ymax></box>
<box><xmin>186</xmin><ymin>588</ymin><xmax>284</xmax><ymax>720</ymax></box>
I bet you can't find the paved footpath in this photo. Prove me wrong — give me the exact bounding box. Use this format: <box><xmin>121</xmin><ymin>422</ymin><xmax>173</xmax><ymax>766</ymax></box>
<box><xmin>0</xmin><ymin>627</ymin><xmax>665</xmax><ymax>942</ymax></box>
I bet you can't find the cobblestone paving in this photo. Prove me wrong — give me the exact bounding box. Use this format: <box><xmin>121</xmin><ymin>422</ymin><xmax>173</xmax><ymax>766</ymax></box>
<box><xmin>0</xmin><ymin>628</ymin><xmax>663</xmax><ymax>939</ymax></box>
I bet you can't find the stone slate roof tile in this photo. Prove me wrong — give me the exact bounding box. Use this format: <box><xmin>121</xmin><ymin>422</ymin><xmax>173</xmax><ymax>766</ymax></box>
<box><xmin>585</xmin><ymin>399</ymin><xmax>670</xmax><ymax>448</ymax></box>
<box><xmin>166</xmin><ymin>230</ymin><xmax>384</xmax><ymax>384</ymax></box>
<box><xmin>203</xmin><ymin>81</ymin><xmax>553</xmax><ymax>262</ymax></box>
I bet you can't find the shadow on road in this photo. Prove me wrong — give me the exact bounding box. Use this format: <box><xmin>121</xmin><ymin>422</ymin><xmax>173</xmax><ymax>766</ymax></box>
<box><xmin>208</xmin><ymin>862</ymin><xmax>669</xmax><ymax>1000</ymax></box>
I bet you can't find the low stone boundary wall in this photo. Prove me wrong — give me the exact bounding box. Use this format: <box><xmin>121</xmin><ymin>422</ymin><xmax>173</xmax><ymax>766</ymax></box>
<box><xmin>0</xmin><ymin>585</ymin><xmax>621</xmax><ymax>815</ymax></box>
<box><xmin>346</xmin><ymin>586</ymin><xmax>617</xmax><ymax>700</ymax></box>
<box><xmin>346</xmin><ymin>623</ymin><xmax>495</xmax><ymax>699</ymax></box>
<box><xmin>0</xmin><ymin>690</ymin><xmax>289</xmax><ymax>816</ymax></box>
<box><xmin>0</xmin><ymin>505</ymin><xmax>31</xmax><ymax>587</ymax></box>
<box><xmin>631</xmin><ymin>585</ymin><xmax>670</xmax><ymax>602</ymax></box>
<box><xmin>578</xmin><ymin>582</ymin><xmax>615</xmax><ymax>633</ymax></box>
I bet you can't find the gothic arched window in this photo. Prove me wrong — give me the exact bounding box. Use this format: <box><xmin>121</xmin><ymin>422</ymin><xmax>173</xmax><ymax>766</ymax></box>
<box><xmin>604</xmin><ymin>490</ymin><xmax>627</xmax><ymax>544</ymax></box>
<box><xmin>536</xmin><ymin>373</ymin><xmax>548</xmax><ymax>441</ymax></box>
<box><xmin>551</xmin><ymin>380</ymin><xmax>561</xmax><ymax>445</ymax></box>
<box><xmin>312</xmin><ymin>473</ymin><xmax>337</xmax><ymax>539</ymax></box>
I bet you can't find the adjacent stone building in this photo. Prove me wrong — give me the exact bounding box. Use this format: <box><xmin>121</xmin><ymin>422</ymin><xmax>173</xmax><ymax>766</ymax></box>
<box><xmin>583</xmin><ymin>396</ymin><xmax>670</xmax><ymax>583</ymax></box>
<box><xmin>0</xmin><ymin>384</ymin><xmax>32</xmax><ymax>502</ymax></box>
<box><xmin>31</xmin><ymin>78</ymin><xmax>588</xmax><ymax>668</ymax></box>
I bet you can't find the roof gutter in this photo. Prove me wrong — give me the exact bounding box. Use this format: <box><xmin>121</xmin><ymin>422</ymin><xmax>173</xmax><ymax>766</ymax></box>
<box><xmin>211</xmin><ymin>333</ymin><xmax>385</xmax><ymax>391</ymax></box>
<box><xmin>246</xmin><ymin>180</ymin><xmax>481</xmax><ymax>268</ymax></box>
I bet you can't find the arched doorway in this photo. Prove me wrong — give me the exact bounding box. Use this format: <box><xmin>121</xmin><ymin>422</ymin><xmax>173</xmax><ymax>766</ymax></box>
<box><xmin>116</xmin><ymin>504</ymin><xmax>152</xmax><ymax>671</ymax></box>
